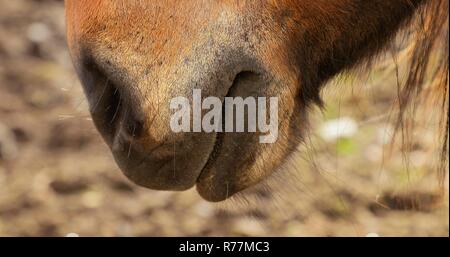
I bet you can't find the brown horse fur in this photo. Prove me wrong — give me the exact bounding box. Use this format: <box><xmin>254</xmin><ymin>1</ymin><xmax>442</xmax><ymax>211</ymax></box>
<box><xmin>65</xmin><ymin>0</ymin><xmax>448</xmax><ymax>202</ymax></box>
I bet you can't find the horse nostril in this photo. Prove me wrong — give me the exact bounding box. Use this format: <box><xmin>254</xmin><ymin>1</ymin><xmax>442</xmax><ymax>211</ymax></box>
<box><xmin>80</xmin><ymin>55</ymin><xmax>148</xmax><ymax>142</ymax></box>
<box><xmin>123</xmin><ymin>112</ymin><xmax>145</xmax><ymax>139</ymax></box>
<box><xmin>105</xmin><ymin>84</ymin><xmax>122</xmax><ymax>124</ymax></box>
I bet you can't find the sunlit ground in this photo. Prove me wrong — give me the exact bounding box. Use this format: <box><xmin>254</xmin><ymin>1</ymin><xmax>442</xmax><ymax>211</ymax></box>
<box><xmin>0</xmin><ymin>0</ymin><xmax>448</xmax><ymax>236</ymax></box>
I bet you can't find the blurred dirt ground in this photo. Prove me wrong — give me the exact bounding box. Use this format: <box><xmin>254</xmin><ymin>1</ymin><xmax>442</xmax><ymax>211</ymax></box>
<box><xmin>0</xmin><ymin>0</ymin><xmax>448</xmax><ymax>236</ymax></box>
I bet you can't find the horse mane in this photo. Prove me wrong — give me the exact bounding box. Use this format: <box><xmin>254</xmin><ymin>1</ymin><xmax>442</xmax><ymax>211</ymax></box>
<box><xmin>296</xmin><ymin>0</ymin><xmax>449</xmax><ymax>190</ymax></box>
<box><xmin>394</xmin><ymin>0</ymin><xmax>449</xmax><ymax>188</ymax></box>
<box><xmin>305</xmin><ymin>0</ymin><xmax>449</xmax><ymax>188</ymax></box>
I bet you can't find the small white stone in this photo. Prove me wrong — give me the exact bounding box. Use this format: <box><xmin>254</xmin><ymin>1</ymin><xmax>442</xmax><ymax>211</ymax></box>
<box><xmin>27</xmin><ymin>22</ymin><xmax>52</xmax><ymax>43</ymax></box>
<box><xmin>65</xmin><ymin>233</ymin><xmax>80</xmax><ymax>237</ymax></box>
<box><xmin>319</xmin><ymin>117</ymin><xmax>358</xmax><ymax>142</ymax></box>
<box><xmin>366</xmin><ymin>232</ymin><xmax>380</xmax><ymax>237</ymax></box>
